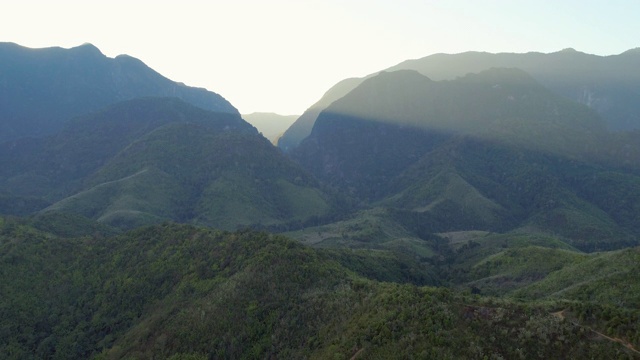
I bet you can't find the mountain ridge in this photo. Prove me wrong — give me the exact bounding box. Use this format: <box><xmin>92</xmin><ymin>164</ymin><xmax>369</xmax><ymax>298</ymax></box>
<box><xmin>0</xmin><ymin>42</ymin><xmax>238</xmax><ymax>142</ymax></box>
<box><xmin>279</xmin><ymin>48</ymin><xmax>640</xmax><ymax>151</ymax></box>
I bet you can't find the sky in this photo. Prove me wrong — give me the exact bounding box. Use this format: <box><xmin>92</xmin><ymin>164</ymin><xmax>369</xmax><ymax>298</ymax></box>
<box><xmin>2</xmin><ymin>0</ymin><xmax>639</xmax><ymax>115</ymax></box>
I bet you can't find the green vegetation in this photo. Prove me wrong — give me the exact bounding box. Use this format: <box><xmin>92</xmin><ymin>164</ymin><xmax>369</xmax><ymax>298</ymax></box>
<box><xmin>0</xmin><ymin>97</ymin><xmax>253</xmax><ymax>202</ymax></box>
<box><xmin>0</xmin><ymin>192</ymin><xmax>50</xmax><ymax>216</ymax></box>
<box><xmin>2</xmin><ymin>218</ymin><xmax>639</xmax><ymax>359</ymax></box>
<box><xmin>467</xmin><ymin>246</ymin><xmax>588</xmax><ymax>296</ymax></box>
<box><xmin>512</xmin><ymin>247</ymin><xmax>640</xmax><ymax>307</ymax></box>
<box><xmin>288</xmin><ymin>207</ymin><xmax>436</xmax><ymax>259</ymax></box>
<box><xmin>1</xmin><ymin>97</ymin><xmax>332</xmax><ymax>230</ymax></box>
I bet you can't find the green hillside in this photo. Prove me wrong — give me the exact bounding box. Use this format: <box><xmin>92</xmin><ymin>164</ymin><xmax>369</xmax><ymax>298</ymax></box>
<box><xmin>1</xmin><ymin>218</ymin><xmax>638</xmax><ymax>359</ymax></box>
<box><xmin>287</xmin><ymin>207</ymin><xmax>439</xmax><ymax>268</ymax></box>
<box><xmin>0</xmin><ymin>97</ymin><xmax>331</xmax><ymax>230</ymax></box>
<box><xmin>465</xmin><ymin>246</ymin><xmax>588</xmax><ymax>296</ymax></box>
<box><xmin>0</xmin><ymin>97</ymin><xmax>255</xmax><ymax>201</ymax></box>
<box><xmin>391</xmin><ymin>138</ymin><xmax>639</xmax><ymax>250</ymax></box>
<box><xmin>512</xmin><ymin>247</ymin><xmax>640</xmax><ymax>307</ymax></box>
<box><xmin>44</xmin><ymin>123</ymin><xmax>330</xmax><ymax>230</ymax></box>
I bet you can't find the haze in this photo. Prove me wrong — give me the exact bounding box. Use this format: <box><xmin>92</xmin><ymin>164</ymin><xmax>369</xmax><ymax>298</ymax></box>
<box><xmin>2</xmin><ymin>0</ymin><xmax>638</xmax><ymax>115</ymax></box>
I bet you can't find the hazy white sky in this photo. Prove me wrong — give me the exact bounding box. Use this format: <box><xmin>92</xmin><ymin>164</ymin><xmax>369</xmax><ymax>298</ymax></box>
<box><xmin>2</xmin><ymin>0</ymin><xmax>639</xmax><ymax>114</ymax></box>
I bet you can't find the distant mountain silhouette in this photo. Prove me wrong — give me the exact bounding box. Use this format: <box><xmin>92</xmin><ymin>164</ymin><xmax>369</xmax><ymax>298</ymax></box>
<box><xmin>242</xmin><ymin>112</ymin><xmax>298</xmax><ymax>144</ymax></box>
<box><xmin>279</xmin><ymin>48</ymin><xmax>640</xmax><ymax>151</ymax></box>
<box><xmin>0</xmin><ymin>42</ymin><xmax>237</xmax><ymax>142</ymax></box>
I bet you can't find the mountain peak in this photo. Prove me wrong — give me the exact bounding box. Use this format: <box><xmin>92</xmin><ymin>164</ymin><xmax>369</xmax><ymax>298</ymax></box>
<box><xmin>76</xmin><ymin>42</ymin><xmax>100</xmax><ymax>51</ymax></box>
<box><xmin>553</xmin><ymin>47</ymin><xmax>588</xmax><ymax>56</ymax></box>
<box><xmin>68</xmin><ymin>43</ymin><xmax>105</xmax><ymax>57</ymax></box>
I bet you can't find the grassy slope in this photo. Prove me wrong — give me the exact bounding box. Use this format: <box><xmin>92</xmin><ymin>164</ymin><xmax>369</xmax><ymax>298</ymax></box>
<box><xmin>384</xmin><ymin>136</ymin><xmax>640</xmax><ymax>251</ymax></box>
<box><xmin>0</xmin><ymin>97</ymin><xmax>251</xmax><ymax>202</ymax></box>
<box><xmin>466</xmin><ymin>246</ymin><xmax>588</xmax><ymax>296</ymax></box>
<box><xmin>441</xmin><ymin>230</ymin><xmax>640</xmax><ymax>311</ymax></box>
<box><xmin>512</xmin><ymin>247</ymin><xmax>640</xmax><ymax>307</ymax></box>
<box><xmin>287</xmin><ymin>207</ymin><xmax>436</xmax><ymax>259</ymax></box>
<box><xmin>46</xmin><ymin>123</ymin><xmax>331</xmax><ymax>230</ymax></box>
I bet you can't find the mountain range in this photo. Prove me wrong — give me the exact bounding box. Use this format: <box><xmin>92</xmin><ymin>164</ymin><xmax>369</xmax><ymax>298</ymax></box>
<box><xmin>279</xmin><ymin>48</ymin><xmax>640</xmax><ymax>151</ymax></box>
<box><xmin>1</xmin><ymin>43</ymin><xmax>640</xmax><ymax>358</ymax></box>
<box><xmin>291</xmin><ymin>67</ymin><xmax>640</xmax><ymax>251</ymax></box>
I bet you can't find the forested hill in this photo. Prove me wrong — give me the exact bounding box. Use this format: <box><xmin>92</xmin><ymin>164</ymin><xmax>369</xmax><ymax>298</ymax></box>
<box><xmin>0</xmin><ymin>97</ymin><xmax>254</xmax><ymax>202</ymax></box>
<box><xmin>0</xmin><ymin>97</ymin><xmax>332</xmax><ymax>230</ymax></box>
<box><xmin>1</xmin><ymin>218</ymin><xmax>638</xmax><ymax>359</ymax></box>
<box><xmin>0</xmin><ymin>42</ymin><xmax>237</xmax><ymax>142</ymax></box>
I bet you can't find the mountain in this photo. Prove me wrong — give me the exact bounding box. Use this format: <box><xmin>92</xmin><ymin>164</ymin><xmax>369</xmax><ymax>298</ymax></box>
<box><xmin>293</xmin><ymin>68</ymin><xmax>606</xmax><ymax>197</ymax></box>
<box><xmin>2</xmin><ymin>43</ymin><xmax>640</xmax><ymax>359</ymax></box>
<box><xmin>45</xmin><ymin>124</ymin><xmax>330</xmax><ymax>230</ymax></box>
<box><xmin>242</xmin><ymin>112</ymin><xmax>298</xmax><ymax>144</ymax></box>
<box><xmin>277</xmin><ymin>77</ymin><xmax>363</xmax><ymax>152</ymax></box>
<box><xmin>279</xmin><ymin>48</ymin><xmax>640</xmax><ymax>150</ymax></box>
<box><xmin>2</xmin><ymin>220</ymin><xmax>638</xmax><ymax>359</ymax></box>
<box><xmin>388</xmin><ymin>48</ymin><xmax>640</xmax><ymax>132</ymax></box>
<box><xmin>0</xmin><ymin>42</ymin><xmax>237</xmax><ymax>142</ymax></box>
<box><xmin>0</xmin><ymin>97</ymin><xmax>331</xmax><ymax>230</ymax></box>
<box><xmin>291</xmin><ymin>69</ymin><xmax>640</xmax><ymax>251</ymax></box>
<box><xmin>0</xmin><ymin>97</ymin><xmax>253</xmax><ymax>201</ymax></box>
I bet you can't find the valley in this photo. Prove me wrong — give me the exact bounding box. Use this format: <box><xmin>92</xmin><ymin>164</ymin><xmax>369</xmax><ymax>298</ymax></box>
<box><xmin>1</xmin><ymin>43</ymin><xmax>639</xmax><ymax>359</ymax></box>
